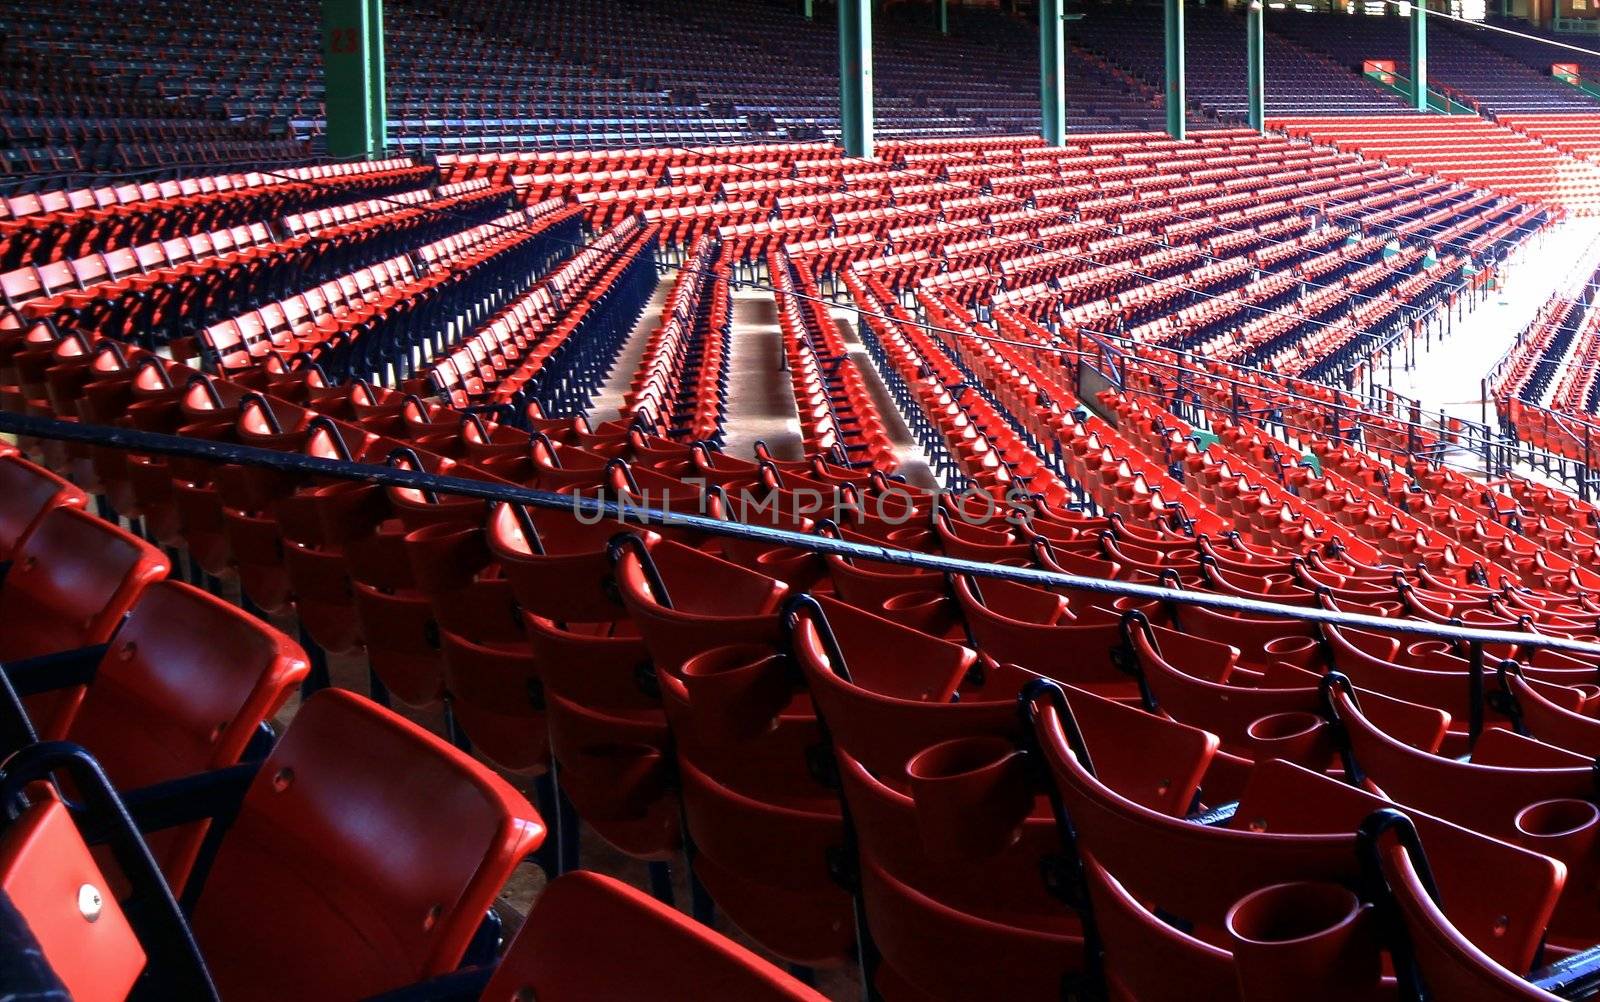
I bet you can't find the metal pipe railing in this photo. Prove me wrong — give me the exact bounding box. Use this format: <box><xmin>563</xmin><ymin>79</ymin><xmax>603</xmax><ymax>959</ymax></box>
<box><xmin>5</xmin><ymin>410</ymin><xmax>1599</xmax><ymax>659</ymax></box>
<box><xmin>950</xmin><ymin>316</ymin><xmax>1542</xmax><ymax>484</ymax></box>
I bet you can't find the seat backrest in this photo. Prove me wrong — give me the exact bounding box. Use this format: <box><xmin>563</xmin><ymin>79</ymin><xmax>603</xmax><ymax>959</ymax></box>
<box><xmin>302</xmin><ymin>285</ymin><xmax>330</xmax><ymax>316</ymax></box>
<box><xmin>613</xmin><ymin>536</ymin><xmax>790</xmax><ymax>676</ymax></box>
<box><xmin>35</xmin><ymin>261</ymin><xmax>76</xmax><ymax>300</ymax></box>
<box><xmin>0</xmin><ymin>506</ymin><xmax>168</xmax><ymax>662</ymax></box>
<box><xmin>134</xmin><ymin>242</ymin><xmax>168</xmax><ymax>273</ymax></box>
<box><xmin>100</xmin><ymin>247</ymin><xmax>141</xmax><ymax>283</ymax></box>
<box><xmin>0</xmin><ymin>798</ymin><xmax>145</xmax><ymax>1002</ymax></box>
<box><xmin>0</xmin><ymin>265</ymin><xmax>45</xmax><ymax>308</ymax></box>
<box><xmin>70</xmin><ymin>253</ymin><xmax>111</xmax><ymax>291</ymax></box>
<box><xmin>1380</xmin><ymin>828</ymin><xmax>1562</xmax><ymax>1002</ymax></box>
<box><xmin>792</xmin><ymin>594</ymin><xmax>1002</xmax><ymax>780</ymax></box>
<box><xmin>63</xmin><ymin>580</ymin><xmax>309</xmax><ymax>884</ymax></box>
<box><xmin>188</xmin><ymin>689</ymin><xmax>544</xmax><ymax>1002</ymax></box>
<box><xmin>0</xmin><ymin>455</ymin><xmax>86</xmax><ymax>560</ymax></box>
<box><xmin>486</xmin><ymin>870</ymin><xmax>826</xmax><ymax>1002</ymax></box>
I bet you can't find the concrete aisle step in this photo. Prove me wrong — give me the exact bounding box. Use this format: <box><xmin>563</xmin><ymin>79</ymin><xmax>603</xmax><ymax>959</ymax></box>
<box><xmin>828</xmin><ymin>303</ymin><xmax>942</xmax><ymax>490</ymax></box>
<box><xmin>720</xmin><ymin>286</ymin><xmax>804</xmax><ymax>461</ymax></box>
<box><xmin>590</xmin><ymin>271</ymin><xmax>943</xmax><ymax>492</ymax></box>
<box><xmin>588</xmin><ymin>272</ymin><xmax>671</xmax><ymax>425</ymax></box>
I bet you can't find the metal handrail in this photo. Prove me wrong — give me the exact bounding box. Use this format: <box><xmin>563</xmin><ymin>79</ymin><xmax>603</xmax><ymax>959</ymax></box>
<box><xmin>1074</xmin><ymin>325</ymin><xmax>1487</xmax><ymax>438</ymax></box>
<box><xmin>973</xmin><ymin>320</ymin><xmax>1540</xmax><ymax>481</ymax></box>
<box><xmin>5</xmin><ymin>409</ymin><xmax>1599</xmax><ymax>659</ymax></box>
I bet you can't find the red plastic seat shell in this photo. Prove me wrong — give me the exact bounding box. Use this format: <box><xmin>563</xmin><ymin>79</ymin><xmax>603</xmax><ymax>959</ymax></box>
<box><xmin>0</xmin><ymin>799</ymin><xmax>146</xmax><ymax>1002</ymax></box>
<box><xmin>189</xmin><ymin>689</ymin><xmax>544</xmax><ymax>1002</ymax></box>
<box><xmin>487</xmin><ymin>870</ymin><xmax>828</xmax><ymax>1001</ymax></box>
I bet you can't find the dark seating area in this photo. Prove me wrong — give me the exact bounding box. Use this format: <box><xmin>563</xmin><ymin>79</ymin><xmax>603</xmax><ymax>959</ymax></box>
<box><xmin>0</xmin><ymin>15</ymin><xmax>307</xmax><ymax>176</ymax></box>
<box><xmin>1072</xmin><ymin>4</ymin><xmax>1412</xmax><ymax>119</ymax></box>
<box><xmin>6</xmin><ymin>0</ymin><xmax>1600</xmax><ymax>165</ymax></box>
<box><xmin>1270</xmin><ymin>9</ymin><xmax>1600</xmax><ymax>114</ymax></box>
<box><xmin>425</xmin><ymin>0</ymin><xmax>1189</xmax><ymax>144</ymax></box>
<box><xmin>1475</xmin><ymin>14</ymin><xmax>1600</xmax><ymax>84</ymax></box>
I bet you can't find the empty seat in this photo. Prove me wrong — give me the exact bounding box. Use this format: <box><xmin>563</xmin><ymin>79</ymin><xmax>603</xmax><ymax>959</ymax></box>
<box><xmin>183</xmin><ymin>689</ymin><xmax>545</xmax><ymax>1001</ymax></box>
<box><xmin>475</xmin><ymin>870</ymin><xmax>829</xmax><ymax>1001</ymax></box>
<box><xmin>0</xmin><ymin>507</ymin><xmax>169</xmax><ymax>734</ymax></box>
<box><xmin>0</xmin><ymin>453</ymin><xmax>87</xmax><ymax>561</ymax></box>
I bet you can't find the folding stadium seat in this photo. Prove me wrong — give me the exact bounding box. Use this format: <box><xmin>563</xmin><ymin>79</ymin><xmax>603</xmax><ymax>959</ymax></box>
<box><xmin>0</xmin><ymin>506</ymin><xmax>168</xmax><ymax>669</ymax></box>
<box><xmin>371</xmin><ymin>440</ymin><xmax>485</xmax><ymax>531</ymax></box>
<box><xmin>952</xmin><ymin>573</ymin><xmax>1145</xmax><ymax>702</ymax></box>
<box><xmin>0</xmin><ymin>688</ymin><xmax>543</xmax><ymax>1002</ymax></box>
<box><xmin>184</xmin><ymin>688</ymin><xmax>542</xmax><ymax>1000</ymax></box>
<box><xmin>931</xmin><ymin>504</ymin><xmax>1032</xmax><ymax>565</ymax></box>
<box><xmin>1495</xmin><ymin>664</ymin><xmax>1600</xmax><ymax>757</ymax></box>
<box><xmin>161</xmin><ymin>377</ymin><xmax>263</xmax><ymax>579</ymax></box>
<box><xmin>210</xmin><ymin>397</ymin><xmax>338</xmax><ymax>615</ymax></box>
<box><xmin>1323</xmin><ymin>676</ymin><xmax>1600</xmax><ymax>941</ymax></box>
<box><xmin>427</xmin><ymin>870</ymin><xmax>830</xmax><ymax>1002</ymax></box>
<box><xmin>0</xmin><ymin>452</ymin><xmax>87</xmax><ymax>561</ymax></box>
<box><xmin>611</xmin><ymin>534</ymin><xmax>855</xmax><ymax>968</ymax></box>
<box><xmin>403</xmin><ymin>515</ymin><xmax>551</xmax><ymax>778</ymax></box>
<box><xmin>1026</xmin><ymin>680</ymin><xmax>1564</xmax><ymax>1002</ymax></box>
<box><xmin>268</xmin><ymin>428</ymin><xmax>390</xmax><ymax>658</ymax></box>
<box><xmin>834</xmin><ymin>731</ymin><xmax>1088</xmax><ymax>1001</ymax></box>
<box><xmin>348</xmin><ymin>512</ymin><xmax>447</xmax><ymax>709</ymax></box>
<box><xmin>820</xmin><ymin>522</ymin><xmax>948</xmax><ymax>621</ymax></box>
<box><xmin>108</xmin><ymin>363</ymin><xmax>204</xmax><ymax>550</ymax></box>
<box><xmin>1367</xmin><ymin>811</ymin><xmax>1568</xmax><ymax>1002</ymax></box>
<box><xmin>0</xmin><ymin>796</ymin><xmax>170</xmax><ymax>1002</ymax></box>
<box><xmin>781</xmin><ymin>593</ymin><xmax>1095</xmax><ymax>998</ymax></box>
<box><xmin>486</xmin><ymin>503</ymin><xmax>679</xmax><ymax>858</ymax></box>
<box><xmin>1118</xmin><ymin>616</ymin><xmax>1337</xmax><ymax>765</ymax></box>
<box><xmin>3</xmin><ymin>580</ymin><xmax>308</xmax><ymax>885</ymax></box>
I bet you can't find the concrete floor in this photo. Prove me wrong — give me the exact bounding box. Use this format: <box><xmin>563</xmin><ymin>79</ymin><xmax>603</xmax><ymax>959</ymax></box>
<box><xmin>1380</xmin><ymin>216</ymin><xmax>1600</xmax><ymax>429</ymax></box>
<box><xmin>827</xmin><ymin>302</ymin><xmax>941</xmax><ymax>489</ymax></box>
<box><xmin>589</xmin><ymin>275</ymin><xmax>672</xmax><ymax>426</ymax></box>
<box><xmin>718</xmin><ymin>281</ymin><xmax>943</xmax><ymax>489</ymax></box>
<box><xmin>721</xmin><ymin>287</ymin><xmax>806</xmax><ymax>461</ymax></box>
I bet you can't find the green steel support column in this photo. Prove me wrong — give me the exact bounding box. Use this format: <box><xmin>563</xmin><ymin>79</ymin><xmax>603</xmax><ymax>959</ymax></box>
<box><xmin>321</xmin><ymin>0</ymin><xmax>386</xmax><ymax>159</ymax></box>
<box><xmin>1410</xmin><ymin>0</ymin><xmax>1427</xmax><ymax>111</ymax></box>
<box><xmin>839</xmin><ymin>0</ymin><xmax>874</xmax><ymax>158</ymax></box>
<box><xmin>804</xmin><ymin>0</ymin><xmax>813</xmax><ymax>21</ymax></box>
<box><xmin>1246</xmin><ymin>0</ymin><xmax>1264</xmax><ymax>133</ymax></box>
<box><xmin>366</xmin><ymin>0</ymin><xmax>386</xmax><ymax>154</ymax></box>
<box><xmin>1040</xmin><ymin>0</ymin><xmax>1067</xmax><ymax>146</ymax></box>
<box><xmin>1165</xmin><ymin>0</ymin><xmax>1186</xmax><ymax>140</ymax></box>
<box><xmin>939</xmin><ymin>0</ymin><xmax>949</xmax><ymax>34</ymax></box>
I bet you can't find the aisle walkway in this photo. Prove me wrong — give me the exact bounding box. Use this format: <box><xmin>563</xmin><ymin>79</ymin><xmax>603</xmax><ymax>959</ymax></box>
<box><xmin>588</xmin><ymin>274</ymin><xmax>669</xmax><ymax>425</ymax></box>
<box><xmin>1379</xmin><ymin>216</ymin><xmax>1600</xmax><ymax>426</ymax></box>
<box><xmin>720</xmin><ymin>287</ymin><xmax>804</xmax><ymax>460</ymax></box>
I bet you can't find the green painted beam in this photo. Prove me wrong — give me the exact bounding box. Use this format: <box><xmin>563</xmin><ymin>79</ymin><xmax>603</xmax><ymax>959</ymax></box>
<box><xmin>1410</xmin><ymin>0</ymin><xmax>1428</xmax><ymax>112</ymax></box>
<box><xmin>321</xmin><ymin>0</ymin><xmax>386</xmax><ymax>159</ymax></box>
<box><xmin>1554</xmin><ymin>69</ymin><xmax>1600</xmax><ymax>102</ymax></box>
<box><xmin>1165</xmin><ymin>0</ymin><xmax>1186</xmax><ymax>140</ymax></box>
<box><xmin>939</xmin><ymin>0</ymin><xmax>949</xmax><ymax>35</ymax></box>
<box><xmin>1246</xmin><ymin>0</ymin><xmax>1264</xmax><ymax>133</ymax></box>
<box><xmin>366</xmin><ymin>0</ymin><xmax>386</xmax><ymax>153</ymax></box>
<box><xmin>1040</xmin><ymin>0</ymin><xmax>1066</xmax><ymax>146</ymax></box>
<box><xmin>839</xmin><ymin>0</ymin><xmax>874</xmax><ymax>158</ymax></box>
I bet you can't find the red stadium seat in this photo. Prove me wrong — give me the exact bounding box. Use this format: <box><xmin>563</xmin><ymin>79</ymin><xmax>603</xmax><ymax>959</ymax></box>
<box><xmin>479</xmin><ymin>870</ymin><xmax>828</xmax><ymax>1001</ymax></box>
<box><xmin>187</xmin><ymin>689</ymin><xmax>545</xmax><ymax>1001</ymax></box>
